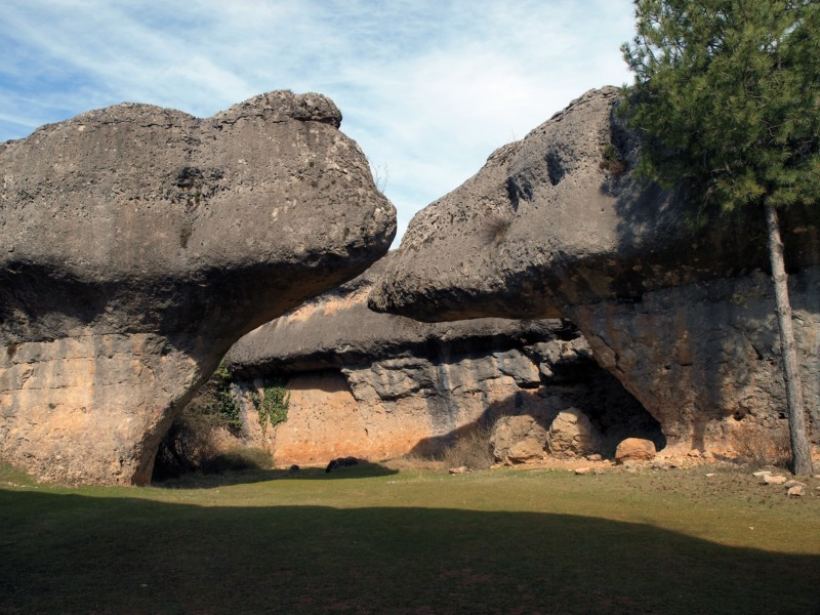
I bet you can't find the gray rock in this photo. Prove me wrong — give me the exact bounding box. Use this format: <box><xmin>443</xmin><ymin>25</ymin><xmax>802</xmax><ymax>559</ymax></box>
<box><xmin>369</xmin><ymin>86</ymin><xmax>819</xmax><ymax>455</ymax></box>
<box><xmin>0</xmin><ymin>91</ymin><xmax>395</xmax><ymax>485</ymax></box>
<box><xmin>226</xmin><ymin>253</ymin><xmax>563</xmax><ymax>376</ymax></box>
<box><xmin>212</xmin><ymin>255</ymin><xmax>659</xmax><ymax>470</ymax></box>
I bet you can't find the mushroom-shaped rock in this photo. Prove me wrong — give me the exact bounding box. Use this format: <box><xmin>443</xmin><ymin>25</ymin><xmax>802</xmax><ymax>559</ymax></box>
<box><xmin>0</xmin><ymin>91</ymin><xmax>396</xmax><ymax>485</ymax></box>
<box><xmin>226</xmin><ymin>254</ymin><xmax>561</xmax><ymax>376</ymax></box>
<box><xmin>220</xmin><ymin>255</ymin><xmax>582</xmax><ymax>467</ymax></box>
<box><xmin>369</xmin><ymin>87</ymin><xmax>819</xmax><ymax>454</ymax></box>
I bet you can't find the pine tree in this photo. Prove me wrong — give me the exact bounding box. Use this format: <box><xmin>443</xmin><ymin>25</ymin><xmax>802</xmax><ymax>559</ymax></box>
<box><xmin>621</xmin><ymin>0</ymin><xmax>818</xmax><ymax>474</ymax></box>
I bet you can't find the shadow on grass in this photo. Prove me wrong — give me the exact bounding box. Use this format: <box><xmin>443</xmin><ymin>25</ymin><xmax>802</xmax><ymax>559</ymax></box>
<box><xmin>153</xmin><ymin>462</ymin><xmax>399</xmax><ymax>489</ymax></box>
<box><xmin>1</xmin><ymin>488</ymin><xmax>818</xmax><ymax>615</ymax></box>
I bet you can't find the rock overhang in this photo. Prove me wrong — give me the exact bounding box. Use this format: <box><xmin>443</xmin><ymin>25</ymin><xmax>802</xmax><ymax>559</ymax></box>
<box><xmin>225</xmin><ymin>253</ymin><xmax>569</xmax><ymax>379</ymax></box>
<box><xmin>368</xmin><ymin>86</ymin><xmax>819</xmax><ymax>322</ymax></box>
<box><xmin>365</xmin><ymin>86</ymin><xmax>819</xmax><ymax>453</ymax></box>
<box><xmin>0</xmin><ymin>89</ymin><xmax>396</xmax><ymax>484</ymax></box>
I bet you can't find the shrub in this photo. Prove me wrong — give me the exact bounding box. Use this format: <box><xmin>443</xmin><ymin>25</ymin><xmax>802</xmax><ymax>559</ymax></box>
<box><xmin>440</xmin><ymin>424</ymin><xmax>494</xmax><ymax>470</ymax></box>
<box><xmin>195</xmin><ymin>363</ymin><xmax>243</xmax><ymax>433</ymax></box>
<box><xmin>729</xmin><ymin>424</ymin><xmax>791</xmax><ymax>468</ymax></box>
<box><xmin>599</xmin><ymin>143</ymin><xmax>626</xmax><ymax>176</ymax></box>
<box><xmin>251</xmin><ymin>379</ymin><xmax>290</xmax><ymax>433</ymax></box>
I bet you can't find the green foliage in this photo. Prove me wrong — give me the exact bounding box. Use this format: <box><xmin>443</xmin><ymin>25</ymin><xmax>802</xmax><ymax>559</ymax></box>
<box><xmin>620</xmin><ymin>0</ymin><xmax>819</xmax><ymax>214</ymax></box>
<box><xmin>197</xmin><ymin>363</ymin><xmax>242</xmax><ymax>433</ymax></box>
<box><xmin>600</xmin><ymin>143</ymin><xmax>627</xmax><ymax>176</ymax></box>
<box><xmin>250</xmin><ymin>379</ymin><xmax>290</xmax><ymax>432</ymax></box>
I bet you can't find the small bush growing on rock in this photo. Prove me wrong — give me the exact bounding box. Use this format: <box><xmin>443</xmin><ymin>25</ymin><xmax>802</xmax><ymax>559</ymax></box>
<box><xmin>251</xmin><ymin>380</ymin><xmax>290</xmax><ymax>433</ymax></box>
<box><xmin>205</xmin><ymin>364</ymin><xmax>243</xmax><ymax>432</ymax></box>
<box><xmin>599</xmin><ymin>143</ymin><xmax>626</xmax><ymax>176</ymax></box>
<box><xmin>171</xmin><ymin>363</ymin><xmax>242</xmax><ymax>435</ymax></box>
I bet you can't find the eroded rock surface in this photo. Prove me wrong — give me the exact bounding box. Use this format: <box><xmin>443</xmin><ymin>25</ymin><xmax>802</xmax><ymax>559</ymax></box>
<box><xmin>490</xmin><ymin>415</ymin><xmax>549</xmax><ymax>464</ymax></box>
<box><xmin>615</xmin><ymin>438</ymin><xmax>656</xmax><ymax>464</ymax></box>
<box><xmin>547</xmin><ymin>408</ymin><xmax>602</xmax><ymax>458</ymax></box>
<box><xmin>369</xmin><ymin>87</ymin><xmax>819</xmax><ymax>456</ymax></box>
<box><xmin>162</xmin><ymin>256</ymin><xmax>660</xmax><ymax>471</ymax></box>
<box><xmin>0</xmin><ymin>91</ymin><xmax>395</xmax><ymax>484</ymax></box>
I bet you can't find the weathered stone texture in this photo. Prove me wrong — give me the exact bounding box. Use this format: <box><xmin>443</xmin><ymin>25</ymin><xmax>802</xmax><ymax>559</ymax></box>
<box><xmin>491</xmin><ymin>415</ymin><xmax>549</xmax><ymax>464</ymax></box>
<box><xmin>547</xmin><ymin>408</ymin><xmax>602</xmax><ymax>458</ymax></box>
<box><xmin>369</xmin><ymin>87</ymin><xmax>819</xmax><ymax>456</ymax></box>
<box><xmin>573</xmin><ymin>268</ymin><xmax>819</xmax><ymax>452</ymax></box>
<box><xmin>0</xmin><ymin>91</ymin><xmax>395</xmax><ymax>484</ymax></box>
<box><xmin>615</xmin><ymin>438</ymin><xmax>657</xmax><ymax>464</ymax></box>
<box><xmin>189</xmin><ymin>257</ymin><xmax>658</xmax><ymax>470</ymax></box>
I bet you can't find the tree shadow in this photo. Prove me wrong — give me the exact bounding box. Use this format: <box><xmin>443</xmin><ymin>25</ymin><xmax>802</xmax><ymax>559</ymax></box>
<box><xmin>153</xmin><ymin>461</ymin><xmax>398</xmax><ymax>489</ymax></box>
<box><xmin>409</xmin><ymin>369</ymin><xmax>665</xmax><ymax>462</ymax></box>
<box><xmin>569</xmin><ymin>105</ymin><xmax>820</xmax><ymax>452</ymax></box>
<box><xmin>0</xmin><ymin>488</ymin><xmax>817</xmax><ymax>614</ymax></box>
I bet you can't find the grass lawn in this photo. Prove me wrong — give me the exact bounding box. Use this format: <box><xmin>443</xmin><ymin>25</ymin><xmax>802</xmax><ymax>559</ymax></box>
<box><xmin>1</xmin><ymin>463</ymin><xmax>818</xmax><ymax>614</ymax></box>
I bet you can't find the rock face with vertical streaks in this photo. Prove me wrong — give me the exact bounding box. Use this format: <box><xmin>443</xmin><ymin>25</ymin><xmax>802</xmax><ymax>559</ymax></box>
<box><xmin>369</xmin><ymin>87</ymin><xmax>819</xmax><ymax>457</ymax></box>
<box><xmin>0</xmin><ymin>91</ymin><xmax>396</xmax><ymax>484</ymax></box>
<box><xmin>170</xmin><ymin>256</ymin><xmax>659</xmax><ymax>471</ymax></box>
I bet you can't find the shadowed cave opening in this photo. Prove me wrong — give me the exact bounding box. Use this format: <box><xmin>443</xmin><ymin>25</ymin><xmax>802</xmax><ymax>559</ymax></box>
<box><xmin>153</xmin><ymin>335</ymin><xmax>666</xmax><ymax>481</ymax></box>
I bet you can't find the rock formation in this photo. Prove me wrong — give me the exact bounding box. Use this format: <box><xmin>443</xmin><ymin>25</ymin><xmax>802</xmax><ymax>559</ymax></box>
<box><xmin>157</xmin><ymin>256</ymin><xmax>661</xmax><ymax>474</ymax></box>
<box><xmin>0</xmin><ymin>91</ymin><xmax>396</xmax><ymax>485</ymax></box>
<box><xmin>369</xmin><ymin>87</ymin><xmax>819</xmax><ymax>457</ymax></box>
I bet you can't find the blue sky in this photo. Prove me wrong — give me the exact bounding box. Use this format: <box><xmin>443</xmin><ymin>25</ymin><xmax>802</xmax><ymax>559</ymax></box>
<box><xmin>0</xmin><ymin>0</ymin><xmax>636</xmax><ymax>243</ymax></box>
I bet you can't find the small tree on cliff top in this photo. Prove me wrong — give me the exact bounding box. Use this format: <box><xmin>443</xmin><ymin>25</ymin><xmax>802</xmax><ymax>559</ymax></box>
<box><xmin>621</xmin><ymin>0</ymin><xmax>818</xmax><ymax>474</ymax></box>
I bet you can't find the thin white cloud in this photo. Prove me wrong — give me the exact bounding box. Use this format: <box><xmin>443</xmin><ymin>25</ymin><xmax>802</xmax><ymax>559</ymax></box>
<box><xmin>0</xmin><ymin>0</ymin><xmax>636</xmax><ymax>242</ymax></box>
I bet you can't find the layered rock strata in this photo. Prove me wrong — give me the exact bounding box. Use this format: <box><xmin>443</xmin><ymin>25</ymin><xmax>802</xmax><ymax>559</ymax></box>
<box><xmin>0</xmin><ymin>91</ymin><xmax>395</xmax><ymax>484</ymax></box>
<box><xmin>162</xmin><ymin>257</ymin><xmax>659</xmax><ymax>471</ymax></box>
<box><xmin>370</xmin><ymin>87</ymin><xmax>818</xmax><ymax>456</ymax></box>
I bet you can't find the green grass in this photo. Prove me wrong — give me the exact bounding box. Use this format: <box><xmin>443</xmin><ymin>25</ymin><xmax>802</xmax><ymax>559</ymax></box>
<box><xmin>1</xmin><ymin>463</ymin><xmax>818</xmax><ymax>614</ymax></box>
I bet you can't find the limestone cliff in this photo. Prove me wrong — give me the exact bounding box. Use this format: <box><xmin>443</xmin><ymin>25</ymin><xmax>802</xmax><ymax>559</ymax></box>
<box><xmin>0</xmin><ymin>91</ymin><xmax>396</xmax><ymax>484</ymax></box>
<box><xmin>369</xmin><ymin>87</ymin><xmax>818</xmax><ymax>457</ymax></box>
<box><xmin>158</xmin><ymin>257</ymin><xmax>659</xmax><ymax>473</ymax></box>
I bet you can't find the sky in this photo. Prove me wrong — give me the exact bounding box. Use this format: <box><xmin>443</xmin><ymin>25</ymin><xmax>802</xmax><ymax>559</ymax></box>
<box><xmin>0</xmin><ymin>0</ymin><xmax>637</xmax><ymax>243</ymax></box>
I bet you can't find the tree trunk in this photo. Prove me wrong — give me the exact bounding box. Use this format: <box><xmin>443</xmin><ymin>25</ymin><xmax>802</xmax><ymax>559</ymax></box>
<box><xmin>765</xmin><ymin>203</ymin><xmax>813</xmax><ymax>475</ymax></box>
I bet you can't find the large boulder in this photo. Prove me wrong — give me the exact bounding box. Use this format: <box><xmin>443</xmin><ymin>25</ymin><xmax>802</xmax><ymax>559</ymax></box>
<box><xmin>614</xmin><ymin>438</ymin><xmax>656</xmax><ymax>464</ymax></box>
<box><xmin>490</xmin><ymin>415</ymin><xmax>549</xmax><ymax>464</ymax></box>
<box><xmin>547</xmin><ymin>408</ymin><xmax>601</xmax><ymax>458</ymax></box>
<box><xmin>369</xmin><ymin>87</ymin><xmax>818</xmax><ymax>456</ymax></box>
<box><xmin>220</xmin><ymin>256</ymin><xmax>582</xmax><ymax>468</ymax></box>
<box><xmin>0</xmin><ymin>91</ymin><xmax>395</xmax><ymax>484</ymax></box>
<box><xmin>163</xmin><ymin>255</ymin><xmax>653</xmax><ymax>471</ymax></box>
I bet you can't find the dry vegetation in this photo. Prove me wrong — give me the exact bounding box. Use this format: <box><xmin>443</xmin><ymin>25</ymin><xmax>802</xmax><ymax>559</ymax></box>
<box><xmin>729</xmin><ymin>424</ymin><xmax>792</xmax><ymax>468</ymax></box>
